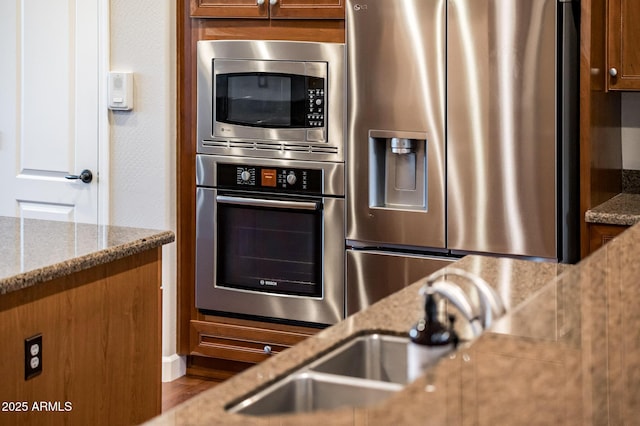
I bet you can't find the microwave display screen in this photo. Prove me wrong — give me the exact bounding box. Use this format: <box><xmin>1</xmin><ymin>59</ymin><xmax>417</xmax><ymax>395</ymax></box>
<box><xmin>216</xmin><ymin>72</ymin><xmax>324</xmax><ymax>129</ymax></box>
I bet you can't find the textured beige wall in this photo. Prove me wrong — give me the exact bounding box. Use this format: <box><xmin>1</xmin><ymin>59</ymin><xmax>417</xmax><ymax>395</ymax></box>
<box><xmin>109</xmin><ymin>0</ymin><xmax>179</xmax><ymax>379</ymax></box>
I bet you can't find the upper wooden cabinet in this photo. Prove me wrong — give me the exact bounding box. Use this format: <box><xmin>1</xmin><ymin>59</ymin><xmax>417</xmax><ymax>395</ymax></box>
<box><xmin>607</xmin><ymin>0</ymin><xmax>640</xmax><ymax>90</ymax></box>
<box><xmin>190</xmin><ymin>0</ymin><xmax>345</xmax><ymax>20</ymax></box>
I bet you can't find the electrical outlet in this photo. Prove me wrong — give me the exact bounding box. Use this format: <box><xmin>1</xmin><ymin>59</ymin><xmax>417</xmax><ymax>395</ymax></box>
<box><xmin>24</xmin><ymin>334</ymin><xmax>42</xmax><ymax>380</ymax></box>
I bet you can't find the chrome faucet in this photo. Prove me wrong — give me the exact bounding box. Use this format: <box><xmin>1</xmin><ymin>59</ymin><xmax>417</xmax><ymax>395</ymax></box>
<box><xmin>421</xmin><ymin>267</ymin><xmax>506</xmax><ymax>339</ymax></box>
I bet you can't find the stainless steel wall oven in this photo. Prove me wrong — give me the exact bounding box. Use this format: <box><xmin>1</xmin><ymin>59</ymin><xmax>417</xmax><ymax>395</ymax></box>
<box><xmin>195</xmin><ymin>155</ymin><xmax>345</xmax><ymax>325</ymax></box>
<box><xmin>195</xmin><ymin>40</ymin><xmax>346</xmax><ymax>326</ymax></box>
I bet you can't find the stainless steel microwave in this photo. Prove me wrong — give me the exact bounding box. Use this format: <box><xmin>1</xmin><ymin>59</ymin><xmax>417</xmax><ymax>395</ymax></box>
<box><xmin>197</xmin><ymin>40</ymin><xmax>345</xmax><ymax>161</ymax></box>
<box><xmin>214</xmin><ymin>59</ymin><xmax>327</xmax><ymax>141</ymax></box>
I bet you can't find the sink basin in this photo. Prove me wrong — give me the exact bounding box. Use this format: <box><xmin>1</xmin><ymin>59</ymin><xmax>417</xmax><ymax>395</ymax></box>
<box><xmin>307</xmin><ymin>333</ymin><xmax>410</xmax><ymax>385</ymax></box>
<box><xmin>229</xmin><ymin>371</ymin><xmax>401</xmax><ymax>416</ymax></box>
<box><xmin>227</xmin><ymin>332</ymin><xmax>451</xmax><ymax>416</ymax></box>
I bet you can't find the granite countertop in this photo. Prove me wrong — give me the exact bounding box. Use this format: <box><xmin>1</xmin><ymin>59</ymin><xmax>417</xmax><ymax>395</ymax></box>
<box><xmin>146</xmin><ymin>255</ymin><xmax>581</xmax><ymax>425</ymax></box>
<box><xmin>585</xmin><ymin>193</ymin><xmax>640</xmax><ymax>226</ymax></box>
<box><xmin>147</xmin><ymin>221</ymin><xmax>640</xmax><ymax>424</ymax></box>
<box><xmin>0</xmin><ymin>216</ymin><xmax>175</xmax><ymax>295</ymax></box>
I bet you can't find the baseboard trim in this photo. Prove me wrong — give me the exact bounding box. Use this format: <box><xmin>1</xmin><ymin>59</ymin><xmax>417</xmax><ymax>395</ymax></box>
<box><xmin>162</xmin><ymin>354</ymin><xmax>186</xmax><ymax>382</ymax></box>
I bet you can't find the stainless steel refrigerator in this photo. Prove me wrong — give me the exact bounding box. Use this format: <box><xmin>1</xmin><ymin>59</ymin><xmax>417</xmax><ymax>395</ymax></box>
<box><xmin>345</xmin><ymin>0</ymin><xmax>579</xmax><ymax>315</ymax></box>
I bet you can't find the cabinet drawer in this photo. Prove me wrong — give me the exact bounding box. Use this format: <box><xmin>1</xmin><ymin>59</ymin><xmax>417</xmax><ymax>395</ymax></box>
<box><xmin>190</xmin><ymin>317</ymin><xmax>317</xmax><ymax>364</ymax></box>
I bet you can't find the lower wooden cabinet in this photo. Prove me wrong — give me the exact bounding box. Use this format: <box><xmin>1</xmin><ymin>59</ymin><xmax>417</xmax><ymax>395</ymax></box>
<box><xmin>0</xmin><ymin>249</ymin><xmax>162</xmax><ymax>426</ymax></box>
<box><xmin>588</xmin><ymin>223</ymin><xmax>628</xmax><ymax>253</ymax></box>
<box><xmin>188</xmin><ymin>316</ymin><xmax>319</xmax><ymax>381</ymax></box>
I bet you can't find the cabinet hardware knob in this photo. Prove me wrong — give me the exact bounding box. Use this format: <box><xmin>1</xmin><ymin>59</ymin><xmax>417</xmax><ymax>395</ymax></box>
<box><xmin>257</xmin><ymin>0</ymin><xmax>265</xmax><ymax>5</ymax></box>
<box><xmin>270</xmin><ymin>0</ymin><xmax>277</xmax><ymax>5</ymax></box>
<box><xmin>609</xmin><ymin>67</ymin><xmax>618</xmax><ymax>77</ymax></box>
<box><xmin>263</xmin><ymin>345</ymin><xmax>272</xmax><ymax>354</ymax></box>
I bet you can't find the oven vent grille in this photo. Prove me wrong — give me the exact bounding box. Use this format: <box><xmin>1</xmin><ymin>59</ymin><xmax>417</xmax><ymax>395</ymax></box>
<box><xmin>201</xmin><ymin>139</ymin><xmax>339</xmax><ymax>156</ymax></box>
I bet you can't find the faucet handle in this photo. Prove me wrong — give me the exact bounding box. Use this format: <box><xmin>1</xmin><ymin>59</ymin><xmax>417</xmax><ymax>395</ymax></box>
<box><xmin>418</xmin><ymin>282</ymin><xmax>484</xmax><ymax>339</ymax></box>
<box><xmin>426</xmin><ymin>267</ymin><xmax>505</xmax><ymax>330</ymax></box>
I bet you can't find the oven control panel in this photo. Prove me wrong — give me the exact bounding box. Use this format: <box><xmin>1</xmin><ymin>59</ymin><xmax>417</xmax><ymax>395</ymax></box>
<box><xmin>217</xmin><ymin>164</ymin><xmax>323</xmax><ymax>193</ymax></box>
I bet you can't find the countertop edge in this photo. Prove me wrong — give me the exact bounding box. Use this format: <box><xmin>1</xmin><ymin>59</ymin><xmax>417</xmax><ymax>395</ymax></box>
<box><xmin>0</xmin><ymin>230</ymin><xmax>175</xmax><ymax>295</ymax></box>
<box><xmin>585</xmin><ymin>193</ymin><xmax>640</xmax><ymax>226</ymax></box>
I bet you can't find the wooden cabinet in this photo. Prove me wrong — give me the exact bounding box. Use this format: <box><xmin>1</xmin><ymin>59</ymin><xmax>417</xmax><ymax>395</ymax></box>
<box><xmin>588</xmin><ymin>223</ymin><xmax>628</xmax><ymax>253</ymax></box>
<box><xmin>177</xmin><ymin>0</ymin><xmax>343</xmax><ymax>379</ymax></box>
<box><xmin>187</xmin><ymin>316</ymin><xmax>318</xmax><ymax>381</ymax></box>
<box><xmin>607</xmin><ymin>0</ymin><xmax>640</xmax><ymax>90</ymax></box>
<box><xmin>0</xmin><ymin>249</ymin><xmax>162</xmax><ymax>426</ymax></box>
<box><xmin>191</xmin><ymin>0</ymin><xmax>345</xmax><ymax>20</ymax></box>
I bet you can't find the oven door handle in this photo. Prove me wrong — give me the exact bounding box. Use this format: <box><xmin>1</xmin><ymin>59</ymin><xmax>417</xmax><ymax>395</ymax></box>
<box><xmin>216</xmin><ymin>195</ymin><xmax>320</xmax><ymax>211</ymax></box>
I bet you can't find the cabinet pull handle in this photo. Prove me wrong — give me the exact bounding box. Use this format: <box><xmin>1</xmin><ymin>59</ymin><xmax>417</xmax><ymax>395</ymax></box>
<box><xmin>609</xmin><ymin>67</ymin><xmax>618</xmax><ymax>77</ymax></box>
<box><xmin>257</xmin><ymin>0</ymin><xmax>265</xmax><ymax>5</ymax></box>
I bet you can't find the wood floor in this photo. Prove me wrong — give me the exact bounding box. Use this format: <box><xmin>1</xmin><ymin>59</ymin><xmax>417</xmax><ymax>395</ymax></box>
<box><xmin>162</xmin><ymin>375</ymin><xmax>219</xmax><ymax>412</ymax></box>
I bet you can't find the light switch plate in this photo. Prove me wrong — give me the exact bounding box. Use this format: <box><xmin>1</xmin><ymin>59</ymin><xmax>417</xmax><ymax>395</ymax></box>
<box><xmin>108</xmin><ymin>71</ymin><xmax>134</xmax><ymax>111</ymax></box>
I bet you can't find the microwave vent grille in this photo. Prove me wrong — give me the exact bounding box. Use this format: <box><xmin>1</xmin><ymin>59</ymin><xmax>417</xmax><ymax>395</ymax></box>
<box><xmin>284</xmin><ymin>144</ymin><xmax>312</xmax><ymax>152</ymax></box>
<box><xmin>199</xmin><ymin>139</ymin><xmax>339</xmax><ymax>158</ymax></box>
<box><xmin>311</xmin><ymin>146</ymin><xmax>338</xmax><ymax>155</ymax></box>
<box><xmin>200</xmin><ymin>139</ymin><xmax>339</xmax><ymax>157</ymax></box>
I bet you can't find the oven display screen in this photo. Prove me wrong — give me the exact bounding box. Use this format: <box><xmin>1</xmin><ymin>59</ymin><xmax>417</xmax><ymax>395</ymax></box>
<box><xmin>261</xmin><ymin>169</ymin><xmax>277</xmax><ymax>187</ymax></box>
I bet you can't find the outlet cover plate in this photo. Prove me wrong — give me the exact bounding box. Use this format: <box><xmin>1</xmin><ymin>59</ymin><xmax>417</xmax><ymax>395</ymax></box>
<box><xmin>24</xmin><ymin>334</ymin><xmax>42</xmax><ymax>380</ymax></box>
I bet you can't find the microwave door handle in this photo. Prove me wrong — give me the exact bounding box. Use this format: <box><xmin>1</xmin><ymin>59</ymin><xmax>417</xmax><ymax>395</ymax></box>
<box><xmin>216</xmin><ymin>195</ymin><xmax>320</xmax><ymax>211</ymax></box>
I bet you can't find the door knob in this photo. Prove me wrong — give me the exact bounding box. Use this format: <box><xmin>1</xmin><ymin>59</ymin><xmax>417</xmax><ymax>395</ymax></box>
<box><xmin>65</xmin><ymin>169</ymin><xmax>93</xmax><ymax>184</ymax></box>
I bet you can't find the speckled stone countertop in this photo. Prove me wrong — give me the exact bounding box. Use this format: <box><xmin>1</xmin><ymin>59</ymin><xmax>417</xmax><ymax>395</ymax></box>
<box><xmin>585</xmin><ymin>193</ymin><xmax>640</xmax><ymax>226</ymax></box>
<box><xmin>0</xmin><ymin>216</ymin><xmax>175</xmax><ymax>295</ymax></box>
<box><xmin>148</xmin><ymin>220</ymin><xmax>640</xmax><ymax>424</ymax></box>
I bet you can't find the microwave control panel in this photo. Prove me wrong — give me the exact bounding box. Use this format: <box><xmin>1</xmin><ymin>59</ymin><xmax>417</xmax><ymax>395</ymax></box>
<box><xmin>306</xmin><ymin>77</ymin><xmax>325</xmax><ymax>128</ymax></box>
<box><xmin>217</xmin><ymin>164</ymin><xmax>323</xmax><ymax>194</ymax></box>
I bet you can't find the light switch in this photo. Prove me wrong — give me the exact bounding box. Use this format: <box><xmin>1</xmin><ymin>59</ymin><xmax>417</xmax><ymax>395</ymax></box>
<box><xmin>108</xmin><ymin>71</ymin><xmax>134</xmax><ymax>111</ymax></box>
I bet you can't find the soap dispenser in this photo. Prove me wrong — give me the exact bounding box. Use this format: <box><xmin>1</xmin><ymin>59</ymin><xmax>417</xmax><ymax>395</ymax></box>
<box><xmin>407</xmin><ymin>286</ymin><xmax>459</xmax><ymax>382</ymax></box>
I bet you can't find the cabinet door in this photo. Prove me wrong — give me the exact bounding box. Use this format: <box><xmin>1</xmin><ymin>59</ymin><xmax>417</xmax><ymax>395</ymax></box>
<box><xmin>270</xmin><ymin>0</ymin><xmax>345</xmax><ymax>19</ymax></box>
<box><xmin>607</xmin><ymin>0</ymin><xmax>640</xmax><ymax>90</ymax></box>
<box><xmin>190</xmin><ymin>0</ymin><xmax>344</xmax><ymax>19</ymax></box>
<box><xmin>588</xmin><ymin>223</ymin><xmax>628</xmax><ymax>253</ymax></box>
<box><xmin>190</xmin><ymin>0</ymin><xmax>269</xmax><ymax>18</ymax></box>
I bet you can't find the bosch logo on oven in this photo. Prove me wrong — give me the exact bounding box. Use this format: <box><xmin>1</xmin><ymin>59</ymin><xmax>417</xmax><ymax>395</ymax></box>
<box><xmin>260</xmin><ymin>280</ymin><xmax>278</xmax><ymax>287</ymax></box>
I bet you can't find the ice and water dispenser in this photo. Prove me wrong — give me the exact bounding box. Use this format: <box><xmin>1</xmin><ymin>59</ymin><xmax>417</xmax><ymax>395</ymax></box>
<box><xmin>368</xmin><ymin>130</ymin><xmax>428</xmax><ymax>211</ymax></box>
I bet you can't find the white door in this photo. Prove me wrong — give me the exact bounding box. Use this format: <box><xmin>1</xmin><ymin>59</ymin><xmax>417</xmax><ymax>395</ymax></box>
<box><xmin>0</xmin><ymin>0</ymin><xmax>101</xmax><ymax>223</ymax></box>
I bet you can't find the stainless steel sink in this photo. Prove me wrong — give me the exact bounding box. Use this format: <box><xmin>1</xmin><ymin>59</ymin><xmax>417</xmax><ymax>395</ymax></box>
<box><xmin>229</xmin><ymin>371</ymin><xmax>402</xmax><ymax>415</ymax></box>
<box><xmin>307</xmin><ymin>333</ymin><xmax>410</xmax><ymax>385</ymax></box>
<box><xmin>228</xmin><ymin>332</ymin><xmax>451</xmax><ymax>416</ymax></box>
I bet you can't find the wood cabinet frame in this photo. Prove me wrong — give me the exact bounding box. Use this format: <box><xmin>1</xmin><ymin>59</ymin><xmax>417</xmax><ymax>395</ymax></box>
<box><xmin>176</xmin><ymin>0</ymin><xmax>344</xmax><ymax>374</ymax></box>
<box><xmin>579</xmin><ymin>0</ymin><xmax>623</xmax><ymax>258</ymax></box>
